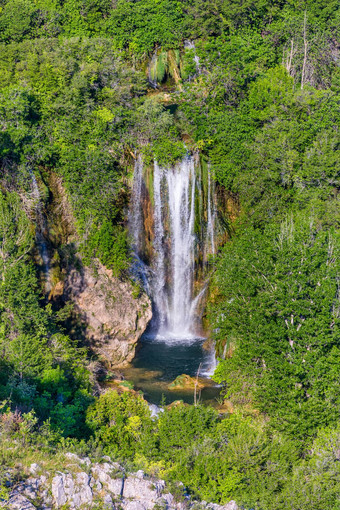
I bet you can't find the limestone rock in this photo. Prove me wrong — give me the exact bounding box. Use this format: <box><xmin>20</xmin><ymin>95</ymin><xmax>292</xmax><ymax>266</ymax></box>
<box><xmin>29</xmin><ymin>463</ymin><xmax>41</xmax><ymax>475</ymax></box>
<box><xmin>51</xmin><ymin>475</ymin><xmax>67</xmax><ymax>507</ymax></box>
<box><xmin>91</xmin><ymin>463</ymin><xmax>123</xmax><ymax>496</ymax></box>
<box><xmin>8</xmin><ymin>493</ymin><xmax>36</xmax><ymax>510</ymax></box>
<box><xmin>7</xmin><ymin>455</ymin><xmax>240</xmax><ymax>510</ymax></box>
<box><xmin>65</xmin><ymin>452</ymin><xmax>91</xmax><ymax>467</ymax></box>
<box><xmin>65</xmin><ymin>261</ymin><xmax>152</xmax><ymax>367</ymax></box>
<box><xmin>103</xmin><ymin>493</ymin><xmax>115</xmax><ymax>509</ymax></box>
<box><xmin>124</xmin><ymin>502</ymin><xmax>147</xmax><ymax>510</ymax></box>
<box><xmin>222</xmin><ymin>502</ymin><xmax>238</xmax><ymax>510</ymax></box>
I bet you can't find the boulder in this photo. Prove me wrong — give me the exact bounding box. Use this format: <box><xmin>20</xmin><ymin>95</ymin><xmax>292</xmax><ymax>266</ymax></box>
<box><xmin>51</xmin><ymin>475</ymin><xmax>67</xmax><ymax>507</ymax></box>
<box><xmin>8</xmin><ymin>493</ymin><xmax>36</xmax><ymax>510</ymax></box>
<box><xmin>123</xmin><ymin>476</ymin><xmax>165</xmax><ymax>509</ymax></box>
<box><xmin>29</xmin><ymin>463</ymin><xmax>41</xmax><ymax>475</ymax></box>
<box><xmin>168</xmin><ymin>374</ymin><xmax>204</xmax><ymax>391</ymax></box>
<box><xmin>91</xmin><ymin>463</ymin><xmax>123</xmax><ymax>496</ymax></box>
<box><xmin>124</xmin><ymin>502</ymin><xmax>147</xmax><ymax>510</ymax></box>
<box><xmin>103</xmin><ymin>493</ymin><xmax>115</xmax><ymax>509</ymax></box>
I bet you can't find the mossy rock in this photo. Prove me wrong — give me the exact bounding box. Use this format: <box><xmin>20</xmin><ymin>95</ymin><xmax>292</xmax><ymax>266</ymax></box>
<box><xmin>168</xmin><ymin>374</ymin><xmax>204</xmax><ymax>391</ymax></box>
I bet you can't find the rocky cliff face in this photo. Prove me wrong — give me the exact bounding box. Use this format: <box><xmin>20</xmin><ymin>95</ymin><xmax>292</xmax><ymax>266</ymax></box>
<box><xmin>65</xmin><ymin>261</ymin><xmax>152</xmax><ymax>368</ymax></box>
<box><xmin>6</xmin><ymin>454</ymin><xmax>239</xmax><ymax>510</ymax></box>
<box><xmin>38</xmin><ymin>172</ymin><xmax>152</xmax><ymax>368</ymax></box>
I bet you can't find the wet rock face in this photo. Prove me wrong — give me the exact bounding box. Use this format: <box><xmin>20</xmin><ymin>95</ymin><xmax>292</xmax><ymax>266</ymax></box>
<box><xmin>6</xmin><ymin>455</ymin><xmax>239</xmax><ymax>510</ymax></box>
<box><xmin>65</xmin><ymin>261</ymin><xmax>152</xmax><ymax>367</ymax></box>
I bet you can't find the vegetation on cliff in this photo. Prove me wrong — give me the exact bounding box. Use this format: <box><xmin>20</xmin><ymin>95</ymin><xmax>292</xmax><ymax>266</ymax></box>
<box><xmin>0</xmin><ymin>0</ymin><xmax>339</xmax><ymax>508</ymax></box>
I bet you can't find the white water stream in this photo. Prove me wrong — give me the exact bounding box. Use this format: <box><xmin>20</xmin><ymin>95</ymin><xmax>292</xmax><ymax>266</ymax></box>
<box><xmin>129</xmin><ymin>155</ymin><xmax>217</xmax><ymax>374</ymax></box>
<box><xmin>30</xmin><ymin>171</ymin><xmax>52</xmax><ymax>294</ymax></box>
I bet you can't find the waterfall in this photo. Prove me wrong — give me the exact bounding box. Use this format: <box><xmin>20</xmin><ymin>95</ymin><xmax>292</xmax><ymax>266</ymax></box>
<box><xmin>148</xmin><ymin>51</ymin><xmax>158</xmax><ymax>88</ymax></box>
<box><xmin>152</xmin><ymin>162</ymin><xmax>168</xmax><ymax>328</ymax></box>
<box><xmin>129</xmin><ymin>155</ymin><xmax>143</xmax><ymax>252</ymax></box>
<box><xmin>30</xmin><ymin>170</ymin><xmax>51</xmax><ymax>294</ymax></box>
<box><xmin>184</xmin><ymin>40</ymin><xmax>201</xmax><ymax>75</ymax></box>
<box><xmin>129</xmin><ymin>154</ymin><xmax>218</xmax><ymax>340</ymax></box>
<box><xmin>166</xmin><ymin>157</ymin><xmax>196</xmax><ymax>335</ymax></box>
<box><xmin>206</xmin><ymin>165</ymin><xmax>215</xmax><ymax>258</ymax></box>
<box><xmin>129</xmin><ymin>156</ymin><xmax>152</xmax><ymax>295</ymax></box>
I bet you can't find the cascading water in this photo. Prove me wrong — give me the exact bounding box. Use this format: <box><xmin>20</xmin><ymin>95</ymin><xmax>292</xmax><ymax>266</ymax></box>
<box><xmin>148</xmin><ymin>51</ymin><xmax>158</xmax><ymax>88</ymax></box>
<box><xmin>30</xmin><ymin>170</ymin><xmax>52</xmax><ymax>294</ymax></box>
<box><xmin>130</xmin><ymin>155</ymin><xmax>216</xmax><ymax>338</ymax></box>
<box><xmin>152</xmin><ymin>162</ymin><xmax>168</xmax><ymax>328</ymax></box>
<box><xmin>127</xmin><ymin>154</ymin><xmax>220</xmax><ymax>402</ymax></box>
<box><xmin>128</xmin><ymin>156</ymin><xmax>152</xmax><ymax>295</ymax></box>
<box><xmin>184</xmin><ymin>40</ymin><xmax>201</xmax><ymax>75</ymax></box>
<box><xmin>166</xmin><ymin>157</ymin><xmax>196</xmax><ymax>334</ymax></box>
<box><xmin>129</xmin><ymin>155</ymin><xmax>143</xmax><ymax>252</ymax></box>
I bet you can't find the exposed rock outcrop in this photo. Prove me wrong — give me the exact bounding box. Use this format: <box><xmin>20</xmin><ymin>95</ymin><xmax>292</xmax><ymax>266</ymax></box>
<box><xmin>65</xmin><ymin>261</ymin><xmax>152</xmax><ymax>367</ymax></box>
<box><xmin>168</xmin><ymin>374</ymin><xmax>205</xmax><ymax>391</ymax></box>
<box><xmin>6</xmin><ymin>455</ymin><xmax>239</xmax><ymax>510</ymax></box>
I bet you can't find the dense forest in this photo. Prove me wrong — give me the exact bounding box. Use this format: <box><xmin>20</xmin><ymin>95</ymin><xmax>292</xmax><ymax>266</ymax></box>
<box><xmin>0</xmin><ymin>0</ymin><xmax>339</xmax><ymax>508</ymax></box>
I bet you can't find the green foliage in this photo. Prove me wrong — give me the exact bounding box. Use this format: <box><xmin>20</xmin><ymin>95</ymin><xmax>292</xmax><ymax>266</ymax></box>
<box><xmin>86</xmin><ymin>390</ymin><xmax>153</xmax><ymax>459</ymax></box>
<box><xmin>211</xmin><ymin>214</ymin><xmax>340</xmax><ymax>437</ymax></box>
<box><xmin>0</xmin><ymin>1</ymin><xmax>339</xmax><ymax>507</ymax></box>
<box><xmin>84</xmin><ymin>222</ymin><xmax>130</xmax><ymax>277</ymax></box>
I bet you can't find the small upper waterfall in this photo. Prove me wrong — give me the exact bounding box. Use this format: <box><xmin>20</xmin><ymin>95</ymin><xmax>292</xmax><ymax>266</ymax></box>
<box><xmin>129</xmin><ymin>154</ymin><xmax>217</xmax><ymax>340</ymax></box>
<box><xmin>184</xmin><ymin>40</ymin><xmax>201</xmax><ymax>75</ymax></box>
<box><xmin>129</xmin><ymin>155</ymin><xmax>144</xmax><ymax>252</ymax></box>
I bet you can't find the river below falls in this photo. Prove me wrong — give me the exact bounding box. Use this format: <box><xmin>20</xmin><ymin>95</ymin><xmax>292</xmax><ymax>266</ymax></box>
<box><xmin>118</xmin><ymin>336</ymin><xmax>221</xmax><ymax>406</ymax></box>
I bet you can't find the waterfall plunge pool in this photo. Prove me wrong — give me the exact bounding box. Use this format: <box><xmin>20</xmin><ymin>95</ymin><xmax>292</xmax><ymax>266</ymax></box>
<box><xmin>119</xmin><ymin>335</ymin><xmax>221</xmax><ymax>406</ymax></box>
<box><xmin>125</xmin><ymin>155</ymin><xmax>221</xmax><ymax>407</ymax></box>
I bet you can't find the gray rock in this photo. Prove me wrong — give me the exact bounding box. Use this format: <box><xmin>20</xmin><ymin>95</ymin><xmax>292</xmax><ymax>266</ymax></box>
<box><xmin>8</xmin><ymin>493</ymin><xmax>36</xmax><ymax>510</ymax></box>
<box><xmin>95</xmin><ymin>480</ymin><xmax>103</xmax><ymax>490</ymax></box>
<box><xmin>39</xmin><ymin>475</ymin><xmax>48</xmax><ymax>485</ymax></box>
<box><xmin>65</xmin><ymin>452</ymin><xmax>91</xmax><ymax>467</ymax></box>
<box><xmin>91</xmin><ymin>463</ymin><xmax>123</xmax><ymax>496</ymax></box>
<box><xmin>63</xmin><ymin>473</ymin><xmax>75</xmax><ymax>496</ymax></box>
<box><xmin>123</xmin><ymin>502</ymin><xmax>147</xmax><ymax>510</ymax></box>
<box><xmin>40</xmin><ymin>488</ymin><xmax>52</xmax><ymax>504</ymax></box>
<box><xmin>162</xmin><ymin>493</ymin><xmax>174</xmax><ymax>508</ymax></box>
<box><xmin>76</xmin><ymin>471</ymin><xmax>90</xmax><ymax>486</ymax></box>
<box><xmin>221</xmin><ymin>502</ymin><xmax>238</xmax><ymax>510</ymax></box>
<box><xmin>123</xmin><ymin>476</ymin><xmax>164</xmax><ymax>508</ymax></box>
<box><xmin>29</xmin><ymin>463</ymin><xmax>41</xmax><ymax>475</ymax></box>
<box><xmin>71</xmin><ymin>472</ymin><xmax>93</xmax><ymax>508</ymax></box>
<box><xmin>103</xmin><ymin>493</ymin><xmax>115</xmax><ymax>509</ymax></box>
<box><xmin>51</xmin><ymin>475</ymin><xmax>67</xmax><ymax>507</ymax></box>
<box><xmin>22</xmin><ymin>486</ymin><xmax>37</xmax><ymax>500</ymax></box>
